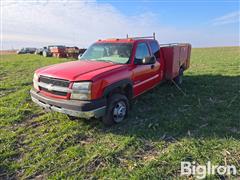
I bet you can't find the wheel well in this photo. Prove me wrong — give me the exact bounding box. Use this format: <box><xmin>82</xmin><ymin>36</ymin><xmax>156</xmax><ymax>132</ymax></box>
<box><xmin>180</xmin><ymin>65</ymin><xmax>185</xmax><ymax>70</ymax></box>
<box><xmin>106</xmin><ymin>84</ymin><xmax>133</xmax><ymax>100</ymax></box>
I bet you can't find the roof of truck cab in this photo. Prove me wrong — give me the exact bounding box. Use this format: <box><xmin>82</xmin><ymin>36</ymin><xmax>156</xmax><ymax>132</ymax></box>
<box><xmin>95</xmin><ymin>38</ymin><xmax>156</xmax><ymax>43</ymax></box>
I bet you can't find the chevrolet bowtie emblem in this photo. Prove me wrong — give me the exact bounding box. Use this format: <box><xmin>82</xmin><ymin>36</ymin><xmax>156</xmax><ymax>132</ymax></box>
<box><xmin>47</xmin><ymin>84</ymin><xmax>54</xmax><ymax>91</ymax></box>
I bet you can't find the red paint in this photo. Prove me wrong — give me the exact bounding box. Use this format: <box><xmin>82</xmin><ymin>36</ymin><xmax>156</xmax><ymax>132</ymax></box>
<box><xmin>35</xmin><ymin>38</ymin><xmax>191</xmax><ymax>100</ymax></box>
<box><xmin>161</xmin><ymin>44</ymin><xmax>191</xmax><ymax>80</ymax></box>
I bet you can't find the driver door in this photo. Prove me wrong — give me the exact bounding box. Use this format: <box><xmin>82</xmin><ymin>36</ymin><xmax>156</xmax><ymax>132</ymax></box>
<box><xmin>132</xmin><ymin>42</ymin><xmax>160</xmax><ymax>97</ymax></box>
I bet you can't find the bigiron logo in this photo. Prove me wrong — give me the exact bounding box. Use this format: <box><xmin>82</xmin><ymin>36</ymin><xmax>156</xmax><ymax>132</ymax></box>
<box><xmin>181</xmin><ymin>161</ymin><xmax>238</xmax><ymax>179</ymax></box>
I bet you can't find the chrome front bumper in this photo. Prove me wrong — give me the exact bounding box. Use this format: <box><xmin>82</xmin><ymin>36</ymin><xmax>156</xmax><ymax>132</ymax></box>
<box><xmin>30</xmin><ymin>89</ymin><xmax>106</xmax><ymax>119</ymax></box>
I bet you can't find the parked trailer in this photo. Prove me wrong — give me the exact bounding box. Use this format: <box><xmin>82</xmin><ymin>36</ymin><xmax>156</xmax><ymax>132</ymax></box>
<box><xmin>50</xmin><ymin>46</ymin><xmax>66</xmax><ymax>58</ymax></box>
<box><xmin>47</xmin><ymin>46</ymin><xmax>87</xmax><ymax>59</ymax></box>
<box><xmin>42</xmin><ymin>45</ymin><xmax>58</xmax><ymax>57</ymax></box>
<box><xmin>65</xmin><ymin>47</ymin><xmax>80</xmax><ymax>59</ymax></box>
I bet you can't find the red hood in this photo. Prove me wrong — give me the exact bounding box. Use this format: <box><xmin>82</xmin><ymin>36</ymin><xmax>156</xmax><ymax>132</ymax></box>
<box><xmin>36</xmin><ymin>60</ymin><xmax>123</xmax><ymax>81</ymax></box>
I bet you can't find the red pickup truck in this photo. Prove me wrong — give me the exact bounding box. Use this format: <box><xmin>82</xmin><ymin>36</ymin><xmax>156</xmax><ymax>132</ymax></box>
<box><xmin>30</xmin><ymin>35</ymin><xmax>191</xmax><ymax>125</ymax></box>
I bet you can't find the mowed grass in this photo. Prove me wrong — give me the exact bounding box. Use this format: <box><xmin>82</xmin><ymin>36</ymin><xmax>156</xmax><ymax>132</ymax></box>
<box><xmin>0</xmin><ymin>47</ymin><xmax>239</xmax><ymax>179</ymax></box>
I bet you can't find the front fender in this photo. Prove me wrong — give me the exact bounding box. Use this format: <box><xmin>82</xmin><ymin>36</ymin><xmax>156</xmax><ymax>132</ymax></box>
<box><xmin>103</xmin><ymin>79</ymin><xmax>133</xmax><ymax>97</ymax></box>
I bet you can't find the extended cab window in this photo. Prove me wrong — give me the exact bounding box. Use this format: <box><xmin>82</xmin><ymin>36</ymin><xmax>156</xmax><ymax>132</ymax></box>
<box><xmin>134</xmin><ymin>43</ymin><xmax>150</xmax><ymax>64</ymax></box>
<box><xmin>80</xmin><ymin>43</ymin><xmax>133</xmax><ymax>64</ymax></box>
<box><xmin>149</xmin><ymin>41</ymin><xmax>160</xmax><ymax>59</ymax></box>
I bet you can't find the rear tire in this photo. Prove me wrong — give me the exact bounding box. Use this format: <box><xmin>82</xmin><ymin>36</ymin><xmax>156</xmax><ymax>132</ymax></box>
<box><xmin>174</xmin><ymin>68</ymin><xmax>184</xmax><ymax>85</ymax></box>
<box><xmin>102</xmin><ymin>94</ymin><xmax>129</xmax><ymax>126</ymax></box>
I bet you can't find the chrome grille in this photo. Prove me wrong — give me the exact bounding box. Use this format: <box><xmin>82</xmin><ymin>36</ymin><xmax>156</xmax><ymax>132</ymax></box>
<box><xmin>40</xmin><ymin>87</ymin><xmax>68</xmax><ymax>96</ymax></box>
<box><xmin>39</xmin><ymin>76</ymin><xmax>69</xmax><ymax>87</ymax></box>
<box><xmin>39</xmin><ymin>76</ymin><xmax>70</xmax><ymax>97</ymax></box>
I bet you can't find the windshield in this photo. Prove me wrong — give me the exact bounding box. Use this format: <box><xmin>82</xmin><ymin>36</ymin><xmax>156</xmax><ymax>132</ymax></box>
<box><xmin>80</xmin><ymin>43</ymin><xmax>133</xmax><ymax>64</ymax></box>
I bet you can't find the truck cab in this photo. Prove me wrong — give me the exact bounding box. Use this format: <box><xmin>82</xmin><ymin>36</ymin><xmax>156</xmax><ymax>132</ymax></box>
<box><xmin>30</xmin><ymin>35</ymin><xmax>191</xmax><ymax>125</ymax></box>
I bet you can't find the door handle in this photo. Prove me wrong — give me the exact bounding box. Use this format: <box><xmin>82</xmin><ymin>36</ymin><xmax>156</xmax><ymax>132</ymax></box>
<box><xmin>151</xmin><ymin>64</ymin><xmax>155</xmax><ymax>69</ymax></box>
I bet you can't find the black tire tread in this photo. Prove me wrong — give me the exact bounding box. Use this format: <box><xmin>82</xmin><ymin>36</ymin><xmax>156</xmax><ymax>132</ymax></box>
<box><xmin>102</xmin><ymin>93</ymin><xmax>129</xmax><ymax>126</ymax></box>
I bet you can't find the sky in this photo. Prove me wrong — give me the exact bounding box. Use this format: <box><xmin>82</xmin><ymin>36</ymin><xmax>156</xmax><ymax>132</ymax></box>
<box><xmin>1</xmin><ymin>0</ymin><xmax>239</xmax><ymax>49</ymax></box>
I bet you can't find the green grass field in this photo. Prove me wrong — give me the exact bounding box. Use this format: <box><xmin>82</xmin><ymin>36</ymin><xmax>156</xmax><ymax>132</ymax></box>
<box><xmin>0</xmin><ymin>47</ymin><xmax>240</xmax><ymax>179</ymax></box>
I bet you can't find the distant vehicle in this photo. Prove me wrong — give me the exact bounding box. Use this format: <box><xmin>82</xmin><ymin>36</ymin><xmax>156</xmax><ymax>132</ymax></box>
<box><xmin>17</xmin><ymin>48</ymin><xmax>37</xmax><ymax>54</ymax></box>
<box><xmin>50</xmin><ymin>45</ymin><xmax>66</xmax><ymax>58</ymax></box>
<box><xmin>65</xmin><ymin>47</ymin><xmax>87</xmax><ymax>59</ymax></box>
<box><xmin>35</xmin><ymin>47</ymin><xmax>47</xmax><ymax>55</ymax></box>
<box><xmin>42</xmin><ymin>45</ymin><xmax>65</xmax><ymax>57</ymax></box>
<box><xmin>42</xmin><ymin>46</ymin><xmax>86</xmax><ymax>59</ymax></box>
<box><xmin>42</xmin><ymin>46</ymin><xmax>53</xmax><ymax>57</ymax></box>
<box><xmin>65</xmin><ymin>46</ymin><xmax>79</xmax><ymax>59</ymax></box>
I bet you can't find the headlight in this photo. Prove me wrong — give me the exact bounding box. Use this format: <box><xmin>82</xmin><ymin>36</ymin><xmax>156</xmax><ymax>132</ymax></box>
<box><xmin>33</xmin><ymin>73</ymin><xmax>38</xmax><ymax>81</ymax></box>
<box><xmin>33</xmin><ymin>73</ymin><xmax>39</xmax><ymax>90</ymax></box>
<box><xmin>70</xmin><ymin>82</ymin><xmax>92</xmax><ymax>100</ymax></box>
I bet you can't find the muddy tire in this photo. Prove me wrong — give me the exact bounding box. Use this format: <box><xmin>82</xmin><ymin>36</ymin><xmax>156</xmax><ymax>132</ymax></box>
<box><xmin>102</xmin><ymin>94</ymin><xmax>129</xmax><ymax>126</ymax></box>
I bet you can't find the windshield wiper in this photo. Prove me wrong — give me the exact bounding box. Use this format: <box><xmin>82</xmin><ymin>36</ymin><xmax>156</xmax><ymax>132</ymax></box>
<box><xmin>98</xmin><ymin>60</ymin><xmax>116</xmax><ymax>63</ymax></box>
<box><xmin>82</xmin><ymin>59</ymin><xmax>121</xmax><ymax>64</ymax></box>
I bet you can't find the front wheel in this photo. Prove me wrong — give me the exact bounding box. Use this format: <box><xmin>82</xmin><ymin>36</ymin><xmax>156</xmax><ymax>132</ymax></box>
<box><xmin>102</xmin><ymin>94</ymin><xmax>129</xmax><ymax>126</ymax></box>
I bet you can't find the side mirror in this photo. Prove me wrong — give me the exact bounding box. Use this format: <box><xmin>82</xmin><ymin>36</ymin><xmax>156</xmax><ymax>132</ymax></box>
<box><xmin>142</xmin><ymin>56</ymin><xmax>156</xmax><ymax>64</ymax></box>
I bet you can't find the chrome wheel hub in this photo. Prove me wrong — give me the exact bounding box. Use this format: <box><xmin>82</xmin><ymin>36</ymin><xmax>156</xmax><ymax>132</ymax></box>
<box><xmin>113</xmin><ymin>101</ymin><xmax>126</xmax><ymax>123</ymax></box>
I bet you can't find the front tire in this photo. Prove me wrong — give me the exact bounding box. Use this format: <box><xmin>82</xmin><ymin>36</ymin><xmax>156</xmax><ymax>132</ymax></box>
<box><xmin>102</xmin><ymin>94</ymin><xmax>129</xmax><ymax>126</ymax></box>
